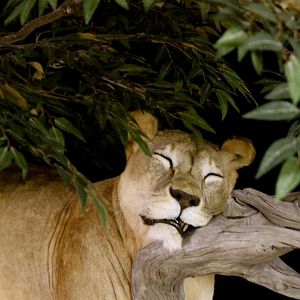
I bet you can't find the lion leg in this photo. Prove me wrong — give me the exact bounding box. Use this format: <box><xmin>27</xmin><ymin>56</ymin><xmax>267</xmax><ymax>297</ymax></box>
<box><xmin>183</xmin><ymin>275</ymin><xmax>215</xmax><ymax>300</ymax></box>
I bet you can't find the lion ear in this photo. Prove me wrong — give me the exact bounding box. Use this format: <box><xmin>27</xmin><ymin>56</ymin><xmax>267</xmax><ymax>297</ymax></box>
<box><xmin>126</xmin><ymin>111</ymin><xmax>159</xmax><ymax>160</ymax></box>
<box><xmin>221</xmin><ymin>137</ymin><xmax>255</xmax><ymax>169</ymax></box>
<box><xmin>130</xmin><ymin>111</ymin><xmax>158</xmax><ymax>140</ymax></box>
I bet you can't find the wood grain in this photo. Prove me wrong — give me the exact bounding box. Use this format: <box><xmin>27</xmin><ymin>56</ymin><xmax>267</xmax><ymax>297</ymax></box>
<box><xmin>132</xmin><ymin>189</ymin><xmax>300</xmax><ymax>299</ymax></box>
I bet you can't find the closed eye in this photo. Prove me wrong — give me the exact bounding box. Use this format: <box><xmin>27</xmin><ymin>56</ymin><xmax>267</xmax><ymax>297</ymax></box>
<box><xmin>204</xmin><ymin>173</ymin><xmax>224</xmax><ymax>180</ymax></box>
<box><xmin>153</xmin><ymin>152</ymin><xmax>173</xmax><ymax>169</ymax></box>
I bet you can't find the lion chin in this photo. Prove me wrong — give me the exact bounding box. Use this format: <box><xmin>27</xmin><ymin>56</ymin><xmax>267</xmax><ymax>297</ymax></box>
<box><xmin>0</xmin><ymin>111</ymin><xmax>255</xmax><ymax>300</ymax></box>
<box><xmin>140</xmin><ymin>209</ymin><xmax>213</xmax><ymax>252</ymax></box>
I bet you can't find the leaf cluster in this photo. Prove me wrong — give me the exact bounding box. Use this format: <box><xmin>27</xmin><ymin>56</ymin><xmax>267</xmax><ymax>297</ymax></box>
<box><xmin>0</xmin><ymin>0</ymin><xmax>251</xmax><ymax>218</ymax></box>
<box><xmin>206</xmin><ymin>0</ymin><xmax>300</xmax><ymax>198</ymax></box>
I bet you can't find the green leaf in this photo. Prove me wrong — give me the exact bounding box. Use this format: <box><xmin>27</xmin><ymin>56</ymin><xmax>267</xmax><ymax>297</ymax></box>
<box><xmin>288</xmin><ymin>121</ymin><xmax>300</xmax><ymax>138</ymax></box>
<box><xmin>283</xmin><ymin>11</ymin><xmax>297</xmax><ymax>30</ymax></box>
<box><xmin>38</xmin><ymin>0</ymin><xmax>48</xmax><ymax>15</ymax></box>
<box><xmin>256</xmin><ymin>78</ymin><xmax>284</xmax><ymax>86</ymax></box>
<box><xmin>214</xmin><ymin>27</ymin><xmax>247</xmax><ymax>48</ymax></box>
<box><xmin>114</xmin><ymin>64</ymin><xmax>156</xmax><ymax>74</ymax></box>
<box><xmin>158</xmin><ymin>62</ymin><xmax>173</xmax><ymax>82</ymax></box>
<box><xmin>199</xmin><ymin>82</ymin><xmax>211</xmax><ymax>105</ymax></box>
<box><xmin>256</xmin><ymin>137</ymin><xmax>300</xmax><ymax>178</ymax></box>
<box><xmin>83</xmin><ymin>0</ymin><xmax>101</xmax><ymax>24</ymax></box>
<box><xmin>118</xmin><ymin>40</ymin><xmax>131</xmax><ymax>49</ymax></box>
<box><xmin>0</xmin><ymin>147</ymin><xmax>13</xmax><ymax>171</ymax></box>
<box><xmin>128</xmin><ymin>129</ymin><xmax>151</xmax><ymax>156</ymax></box>
<box><xmin>216</xmin><ymin>90</ymin><xmax>228</xmax><ymax>120</ymax></box>
<box><xmin>52</xmin><ymin>152</ymin><xmax>69</xmax><ymax>169</ymax></box>
<box><xmin>178</xmin><ymin>108</ymin><xmax>215</xmax><ymax>133</ymax></box>
<box><xmin>243</xmin><ymin>101</ymin><xmax>300</xmax><ymax>121</ymax></box>
<box><xmin>289</xmin><ymin>39</ymin><xmax>300</xmax><ymax>58</ymax></box>
<box><xmin>11</xmin><ymin>147</ymin><xmax>28</xmax><ymax>180</ymax></box>
<box><xmin>284</xmin><ymin>55</ymin><xmax>300</xmax><ymax>105</ymax></box>
<box><xmin>239</xmin><ymin>32</ymin><xmax>283</xmax><ymax>58</ymax></box>
<box><xmin>250</xmin><ymin>32</ymin><xmax>283</xmax><ymax>52</ymax></box>
<box><xmin>47</xmin><ymin>126</ymin><xmax>65</xmax><ymax>153</ymax></box>
<box><xmin>198</xmin><ymin>2</ymin><xmax>210</xmax><ymax>20</ymax></box>
<box><xmin>47</xmin><ymin>0</ymin><xmax>57</xmax><ymax>9</ymax></box>
<box><xmin>76</xmin><ymin>177</ymin><xmax>88</xmax><ymax>210</ymax></box>
<box><xmin>28</xmin><ymin>145</ymin><xmax>50</xmax><ymax>164</ymax></box>
<box><xmin>216</xmin><ymin>46</ymin><xmax>235</xmax><ymax>58</ymax></box>
<box><xmin>221</xmin><ymin>67</ymin><xmax>250</xmax><ymax>98</ymax></box>
<box><xmin>182</xmin><ymin>121</ymin><xmax>203</xmax><ymax>144</ymax></box>
<box><xmin>56</xmin><ymin>165</ymin><xmax>72</xmax><ymax>186</ymax></box>
<box><xmin>96</xmin><ymin>107</ymin><xmax>108</xmax><ymax>129</ymax></box>
<box><xmin>260</xmin><ymin>81</ymin><xmax>278</xmax><ymax>93</ymax></box>
<box><xmin>237</xmin><ymin>45</ymin><xmax>248</xmax><ymax>62</ymax></box>
<box><xmin>143</xmin><ymin>0</ymin><xmax>155</xmax><ymax>12</ymax></box>
<box><xmin>214</xmin><ymin>28</ymin><xmax>246</xmax><ymax>57</ymax></box>
<box><xmin>20</xmin><ymin>0</ymin><xmax>37</xmax><ymax>25</ymax></box>
<box><xmin>275</xmin><ymin>156</ymin><xmax>300</xmax><ymax>199</ymax></box>
<box><xmin>54</xmin><ymin>118</ymin><xmax>86</xmax><ymax>142</ymax></box>
<box><xmin>245</xmin><ymin>3</ymin><xmax>277</xmax><ymax>23</ymax></box>
<box><xmin>265</xmin><ymin>83</ymin><xmax>290</xmax><ymax>100</ymax></box>
<box><xmin>4</xmin><ymin>2</ymin><xmax>25</xmax><ymax>25</ymax></box>
<box><xmin>135</xmin><ymin>131</ymin><xmax>151</xmax><ymax>155</ymax></box>
<box><xmin>86</xmin><ymin>185</ymin><xmax>108</xmax><ymax>225</ymax></box>
<box><xmin>48</xmin><ymin>127</ymin><xmax>65</xmax><ymax>148</ymax></box>
<box><xmin>29</xmin><ymin>117</ymin><xmax>48</xmax><ymax>135</ymax></box>
<box><xmin>114</xmin><ymin>0</ymin><xmax>129</xmax><ymax>10</ymax></box>
<box><xmin>216</xmin><ymin>89</ymin><xmax>240</xmax><ymax>113</ymax></box>
<box><xmin>251</xmin><ymin>51</ymin><xmax>263</xmax><ymax>75</ymax></box>
<box><xmin>111</xmin><ymin>121</ymin><xmax>128</xmax><ymax>147</ymax></box>
<box><xmin>91</xmin><ymin>195</ymin><xmax>108</xmax><ymax>225</ymax></box>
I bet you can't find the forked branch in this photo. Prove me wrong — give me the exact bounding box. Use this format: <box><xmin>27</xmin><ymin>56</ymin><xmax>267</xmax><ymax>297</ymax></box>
<box><xmin>132</xmin><ymin>188</ymin><xmax>300</xmax><ymax>300</ymax></box>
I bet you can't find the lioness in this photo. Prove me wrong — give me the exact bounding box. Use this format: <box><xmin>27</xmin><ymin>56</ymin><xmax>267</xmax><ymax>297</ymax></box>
<box><xmin>0</xmin><ymin>112</ymin><xmax>255</xmax><ymax>300</ymax></box>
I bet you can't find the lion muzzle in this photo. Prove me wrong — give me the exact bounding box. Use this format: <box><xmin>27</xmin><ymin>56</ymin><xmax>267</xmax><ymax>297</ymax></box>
<box><xmin>141</xmin><ymin>215</ymin><xmax>191</xmax><ymax>237</ymax></box>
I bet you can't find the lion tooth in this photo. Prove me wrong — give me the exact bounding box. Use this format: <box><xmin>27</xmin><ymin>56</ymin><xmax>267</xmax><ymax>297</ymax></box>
<box><xmin>183</xmin><ymin>224</ymin><xmax>189</xmax><ymax>232</ymax></box>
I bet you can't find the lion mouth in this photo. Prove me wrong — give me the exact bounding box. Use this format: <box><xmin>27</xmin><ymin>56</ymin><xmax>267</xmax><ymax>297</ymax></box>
<box><xmin>141</xmin><ymin>215</ymin><xmax>191</xmax><ymax>237</ymax></box>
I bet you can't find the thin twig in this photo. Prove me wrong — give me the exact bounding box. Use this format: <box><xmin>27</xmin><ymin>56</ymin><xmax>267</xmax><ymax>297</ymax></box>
<box><xmin>0</xmin><ymin>1</ymin><xmax>83</xmax><ymax>46</ymax></box>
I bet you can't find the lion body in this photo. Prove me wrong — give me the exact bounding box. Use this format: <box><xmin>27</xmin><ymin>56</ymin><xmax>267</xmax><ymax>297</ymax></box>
<box><xmin>0</xmin><ymin>112</ymin><xmax>255</xmax><ymax>300</ymax></box>
<box><xmin>0</xmin><ymin>171</ymin><xmax>136</xmax><ymax>300</ymax></box>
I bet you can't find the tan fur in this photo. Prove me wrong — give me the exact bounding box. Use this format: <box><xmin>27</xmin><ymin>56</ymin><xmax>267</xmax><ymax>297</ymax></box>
<box><xmin>0</xmin><ymin>112</ymin><xmax>254</xmax><ymax>300</ymax></box>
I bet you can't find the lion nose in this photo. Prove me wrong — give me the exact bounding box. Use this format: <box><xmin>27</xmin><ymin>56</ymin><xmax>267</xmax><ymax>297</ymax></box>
<box><xmin>169</xmin><ymin>187</ymin><xmax>200</xmax><ymax>209</ymax></box>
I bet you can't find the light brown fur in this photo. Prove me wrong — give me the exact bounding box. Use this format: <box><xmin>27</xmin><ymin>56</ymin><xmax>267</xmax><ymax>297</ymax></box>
<box><xmin>0</xmin><ymin>112</ymin><xmax>255</xmax><ymax>299</ymax></box>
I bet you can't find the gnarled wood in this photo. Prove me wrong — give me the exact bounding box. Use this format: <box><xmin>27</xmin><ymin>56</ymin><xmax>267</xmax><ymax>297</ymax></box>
<box><xmin>132</xmin><ymin>188</ymin><xmax>300</xmax><ymax>299</ymax></box>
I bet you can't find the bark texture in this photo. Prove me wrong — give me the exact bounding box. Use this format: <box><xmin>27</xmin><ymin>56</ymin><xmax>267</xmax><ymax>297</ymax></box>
<box><xmin>132</xmin><ymin>188</ymin><xmax>300</xmax><ymax>299</ymax></box>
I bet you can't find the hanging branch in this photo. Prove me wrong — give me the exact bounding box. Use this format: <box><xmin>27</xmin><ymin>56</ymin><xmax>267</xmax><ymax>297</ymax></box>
<box><xmin>132</xmin><ymin>188</ymin><xmax>300</xmax><ymax>300</ymax></box>
<box><xmin>0</xmin><ymin>0</ymin><xmax>83</xmax><ymax>46</ymax></box>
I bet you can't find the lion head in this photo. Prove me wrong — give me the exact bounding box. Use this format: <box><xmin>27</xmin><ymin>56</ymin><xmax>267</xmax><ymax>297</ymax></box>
<box><xmin>119</xmin><ymin>112</ymin><xmax>255</xmax><ymax>251</ymax></box>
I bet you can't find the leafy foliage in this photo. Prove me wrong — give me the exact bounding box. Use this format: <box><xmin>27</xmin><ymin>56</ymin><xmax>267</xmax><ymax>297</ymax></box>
<box><xmin>206</xmin><ymin>0</ymin><xmax>300</xmax><ymax>198</ymax></box>
<box><xmin>1</xmin><ymin>0</ymin><xmax>300</xmax><ymax>207</ymax></box>
<box><xmin>0</xmin><ymin>0</ymin><xmax>251</xmax><ymax>218</ymax></box>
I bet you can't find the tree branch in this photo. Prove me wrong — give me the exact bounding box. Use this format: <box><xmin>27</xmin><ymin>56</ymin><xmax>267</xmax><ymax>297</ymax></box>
<box><xmin>0</xmin><ymin>1</ymin><xmax>83</xmax><ymax>46</ymax></box>
<box><xmin>132</xmin><ymin>189</ymin><xmax>300</xmax><ymax>300</ymax></box>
